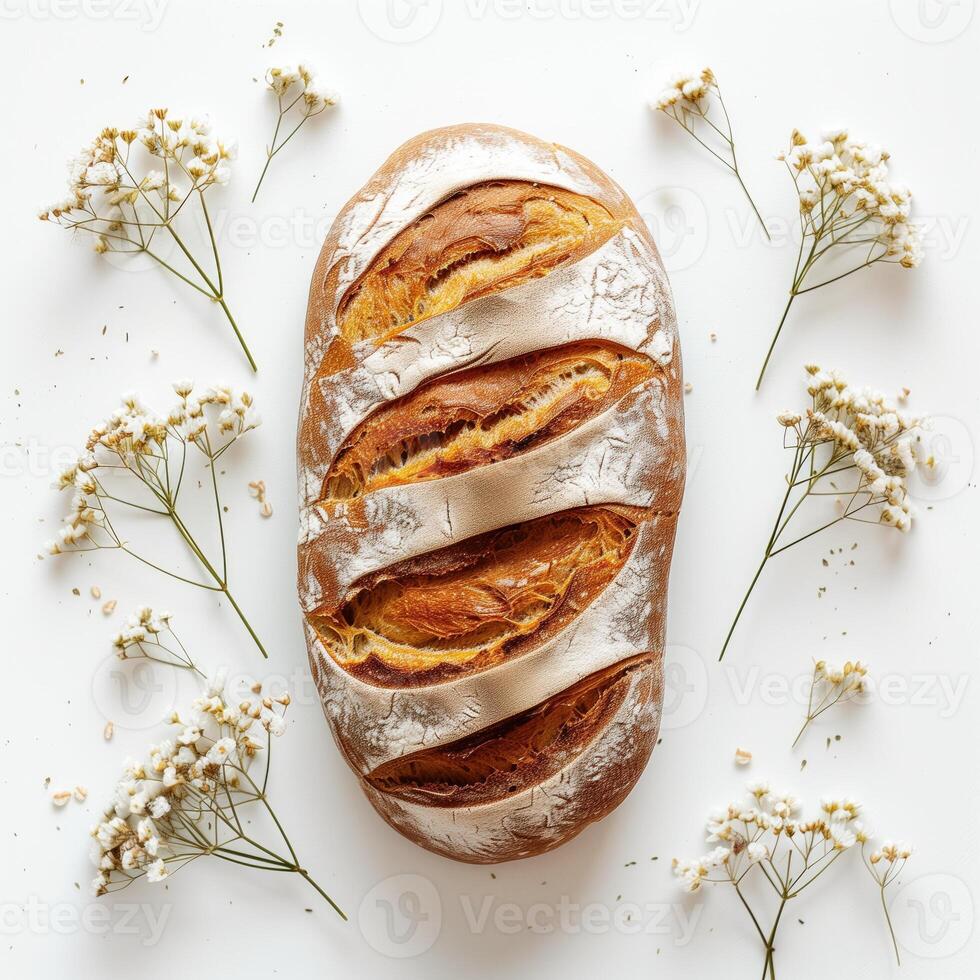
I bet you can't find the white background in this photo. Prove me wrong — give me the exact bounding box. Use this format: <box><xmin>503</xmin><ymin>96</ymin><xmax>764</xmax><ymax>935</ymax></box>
<box><xmin>1</xmin><ymin>0</ymin><xmax>977</xmax><ymax>977</ymax></box>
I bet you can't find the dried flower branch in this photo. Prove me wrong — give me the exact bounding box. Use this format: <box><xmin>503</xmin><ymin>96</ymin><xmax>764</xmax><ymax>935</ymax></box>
<box><xmin>252</xmin><ymin>64</ymin><xmax>338</xmax><ymax>203</ymax></box>
<box><xmin>792</xmin><ymin>659</ymin><xmax>868</xmax><ymax>748</ymax></box>
<box><xmin>39</xmin><ymin>109</ymin><xmax>256</xmax><ymax>371</ymax></box>
<box><xmin>864</xmin><ymin>840</ymin><xmax>913</xmax><ymax>964</ymax></box>
<box><xmin>721</xmin><ymin>365</ymin><xmax>925</xmax><ymax>659</ymax></box>
<box><xmin>673</xmin><ymin>783</ymin><xmax>908</xmax><ymax>978</ymax></box>
<box><xmin>652</xmin><ymin>68</ymin><xmax>769</xmax><ymax>240</ymax></box>
<box><xmin>113</xmin><ymin>607</ymin><xmax>204</xmax><ymax>678</ymax></box>
<box><xmin>757</xmin><ymin>129</ymin><xmax>923</xmax><ymax>388</ymax></box>
<box><xmin>46</xmin><ymin>382</ymin><xmax>268</xmax><ymax>658</ymax></box>
<box><xmin>91</xmin><ymin>671</ymin><xmax>345</xmax><ymax>920</ymax></box>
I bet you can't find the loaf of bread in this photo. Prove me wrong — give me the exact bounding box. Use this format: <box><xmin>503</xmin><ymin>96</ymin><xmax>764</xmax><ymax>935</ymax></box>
<box><xmin>298</xmin><ymin>124</ymin><xmax>685</xmax><ymax>863</ymax></box>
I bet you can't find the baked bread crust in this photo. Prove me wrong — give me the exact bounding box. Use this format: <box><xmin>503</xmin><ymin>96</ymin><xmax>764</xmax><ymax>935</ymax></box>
<box><xmin>298</xmin><ymin>124</ymin><xmax>685</xmax><ymax>863</ymax></box>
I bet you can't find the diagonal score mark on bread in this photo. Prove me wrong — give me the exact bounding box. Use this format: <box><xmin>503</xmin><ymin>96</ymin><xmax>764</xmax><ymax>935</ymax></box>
<box><xmin>321</xmin><ymin>342</ymin><xmax>656</xmax><ymax>503</ymax></box>
<box><xmin>309</xmin><ymin>504</ymin><xmax>647</xmax><ymax>687</ymax></box>
<box><xmin>364</xmin><ymin>654</ymin><xmax>653</xmax><ymax>808</ymax></box>
<box><xmin>298</xmin><ymin>124</ymin><xmax>685</xmax><ymax>863</ymax></box>
<box><xmin>336</xmin><ymin>181</ymin><xmax>622</xmax><ymax>348</ymax></box>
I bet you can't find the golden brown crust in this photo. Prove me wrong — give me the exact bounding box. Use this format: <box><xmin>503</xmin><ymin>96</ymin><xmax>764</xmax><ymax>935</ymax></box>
<box><xmin>364</xmin><ymin>655</ymin><xmax>652</xmax><ymax>808</ymax></box>
<box><xmin>321</xmin><ymin>341</ymin><xmax>657</xmax><ymax>503</ymax></box>
<box><xmin>299</xmin><ymin>124</ymin><xmax>685</xmax><ymax>863</ymax></box>
<box><xmin>310</xmin><ymin>504</ymin><xmax>647</xmax><ymax>688</ymax></box>
<box><xmin>337</xmin><ymin>181</ymin><xmax>622</xmax><ymax>345</ymax></box>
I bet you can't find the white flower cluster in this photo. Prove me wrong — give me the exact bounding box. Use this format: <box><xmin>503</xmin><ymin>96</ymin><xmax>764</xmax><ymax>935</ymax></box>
<box><xmin>869</xmin><ymin>841</ymin><xmax>913</xmax><ymax>865</ymax></box>
<box><xmin>47</xmin><ymin>382</ymin><xmax>259</xmax><ymax>556</ymax></box>
<box><xmin>673</xmin><ymin>783</ymin><xmax>866</xmax><ymax>893</ymax></box>
<box><xmin>113</xmin><ymin>607</ymin><xmax>173</xmax><ymax>656</ymax></box>
<box><xmin>39</xmin><ymin>109</ymin><xmax>237</xmax><ymax>252</ymax></box>
<box><xmin>169</xmin><ymin>381</ymin><xmax>261</xmax><ymax>442</ymax></box>
<box><xmin>90</xmin><ymin>677</ymin><xmax>290</xmax><ymax>896</ymax></box>
<box><xmin>777</xmin><ymin>128</ymin><xmax>923</xmax><ymax>269</ymax></box>
<box><xmin>652</xmin><ymin>67</ymin><xmax>714</xmax><ymax>110</ymax></box>
<box><xmin>779</xmin><ymin>365</ymin><xmax>926</xmax><ymax>532</ymax></box>
<box><xmin>266</xmin><ymin>63</ymin><xmax>339</xmax><ymax>113</ymax></box>
<box><xmin>815</xmin><ymin>658</ymin><xmax>868</xmax><ymax>692</ymax></box>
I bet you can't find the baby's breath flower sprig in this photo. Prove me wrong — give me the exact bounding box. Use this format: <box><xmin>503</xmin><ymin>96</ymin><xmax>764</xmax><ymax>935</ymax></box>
<box><xmin>674</xmin><ymin>784</ymin><xmax>904</xmax><ymax>978</ymax></box>
<box><xmin>757</xmin><ymin>129</ymin><xmax>923</xmax><ymax>389</ymax></box>
<box><xmin>792</xmin><ymin>659</ymin><xmax>869</xmax><ymax>748</ymax></box>
<box><xmin>864</xmin><ymin>840</ymin><xmax>913</xmax><ymax>965</ymax></box>
<box><xmin>46</xmin><ymin>382</ymin><xmax>269</xmax><ymax>658</ymax></box>
<box><xmin>652</xmin><ymin>68</ymin><xmax>770</xmax><ymax>241</ymax></box>
<box><xmin>90</xmin><ymin>674</ymin><xmax>346</xmax><ymax>920</ymax></box>
<box><xmin>720</xmin><ymin>365</ymin><xmax>926</xmax><ymax>660</ymax></box>
<box><xmin>112</xmin><ymin>607</ymin><xmax>204</xmax><ymax>678</ymax></box>
<box><xmin>39</xmin><ymin>110</ymin><xmax>256</xmax><ymax>372</ymax></box>
<box><xmin>252</xmin><ymin>63</ymin><xmax>338</xmax><ymax>203</ymax></box>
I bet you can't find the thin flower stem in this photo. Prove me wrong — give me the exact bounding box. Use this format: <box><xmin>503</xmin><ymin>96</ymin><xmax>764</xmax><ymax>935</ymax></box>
<box><xmin>791</xmin><ymin>716</ymin><xmax>811</xmax><ymax>749</ymax></box>
<box><xmin>251</xmin><ymin>90</ymin><xmax>313</xmax><ymax>203</ymax></box>
<box><xmin>164</xmin><ymin>504</ymin><xmax>268</xmax><ymax>659</ymax></box>
<box><xmin>216</xmin><ymin>298</ymin><xmax>257</xmax><ymax>372</ymax></box>
<box><xmin>297</xmin><ymin>868</ymin><xmax>348</xmax><ymax>921</ymax></box>
<box><xmin>756</xmin><ymin>292</ymin><xmax>797</xmax><ymax>391</ymax></box>
<box><xmin>251</xmin><ymin>153</ymin><xmax>276</xmax><ymax>204</ymax></box>
<box><xmin>719</xmin><ymin>554</ymin><xmax>768</xmax><ymax>661</ymax></box>
<box><xmin>881</xmin><ymin>884</ymin><xmax>902</xmax><ymax>965</ymax></box>
<box><xmin>733</xmin><ymin>166</ymin><xmax>771</xmax><ymax>241</ymax></box>
<box><xmin>714</xmin><ymin>88</ymin><xmax>770</xmax><ymax>242</ymax></box>
<box><xmin>734</xmin><ymin>883</ymin><xmax>769</xmax><ymax>945</ymax></box>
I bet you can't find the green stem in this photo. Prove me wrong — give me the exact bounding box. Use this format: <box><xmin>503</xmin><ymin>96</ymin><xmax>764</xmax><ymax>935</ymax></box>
<box><xmin>251</xmin><ymin>153</ymin><xmax>275</xmax><ymax>204</ymax></box>
<box><xmin>756</xmin><ymin>292</ymin><xmax>796</xmax><ymax>391</ymax></box>
<box><xmin>297</xmin><ymin>868</ymin><xmax>348</xmax><ymax>921</ymax></box>
<box><xmin>719</xmin><ymin>554</ymin><xmax>768</xmax><ymax>661</ymax></box>
<box><xmin>216</xmin><ymin>297</ymin><xmax>257</xmax><ymax>372</ymax></box>
<box><xmin>733</xmin><ymin>166</ymin><xmax>771</xmax><ymax>241</ymax></box>
<box><xmin>167</xmin><ymin>505</ymin><xmax>268</xmax><ymax>659</ymax></box>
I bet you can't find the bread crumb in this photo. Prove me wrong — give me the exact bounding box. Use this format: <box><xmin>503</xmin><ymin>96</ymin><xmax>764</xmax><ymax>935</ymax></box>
<box><xmin>73</xmin><ymin>786</ymin><xmax>88</xmax><ymax>802</ymax></box>
<box><xmin>709</xmin><ymin>331</ymin><xmax>717</xmax><ymax>342</ymax></box>
<box><xmin>51</xmin><ymin>790</ymin><xmax>72</xmax><ymax>807</ymax></box>
<box><xmin>102</xmin><ymin>599</ymin><xmax>117</xmax><ymax>615</ymax></box>
<box><xmin>734</xmin><ymin>747</ymin><xmax>752</xmax><ymax>767</ymax></box>
<box><xmin>684</xmin><ymin>382</ymin><xmax>693</xmax><ymax>394</ymax></box>
<box><xmin>249</xmin><ymin>480</ymin><xmax>273</xmax><ymax>517</ymax></box>
<box><xmin>104</xmin><ymin>721</ymin><xmax>114</xmax><ymax>741</ymax></box>
<box><xmin>90</xmin><ymin>585</ymin><xmax>102</xmax><ymax>599</ymax></box>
